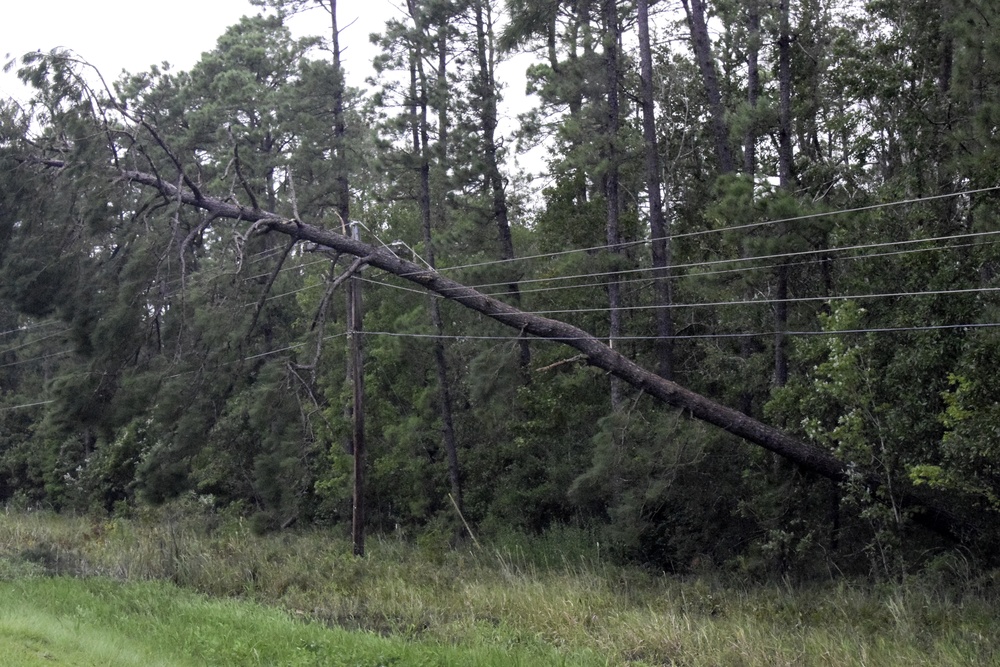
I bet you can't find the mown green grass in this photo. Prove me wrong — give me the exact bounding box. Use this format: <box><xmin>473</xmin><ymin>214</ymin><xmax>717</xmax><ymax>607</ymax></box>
<box><xmin>0</xmin><ymin>505</ymin><xmax>998</xmax><ymax>665</ymax></box>
<box><xmin>0</xmin><ymin>576</ymin><xmax>602</xmax><ymax>666</ymax></box>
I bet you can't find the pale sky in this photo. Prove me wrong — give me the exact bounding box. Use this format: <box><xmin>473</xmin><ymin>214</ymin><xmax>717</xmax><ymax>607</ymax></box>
<box><xmin>1</xmin><ymin>0</ymin><xmax>539</xmax><ymax>174</ymax></box>
<box><xmin>1</xmin><ymin>0</ymin><xmax>397</xmax><ymax>99</ymax></box>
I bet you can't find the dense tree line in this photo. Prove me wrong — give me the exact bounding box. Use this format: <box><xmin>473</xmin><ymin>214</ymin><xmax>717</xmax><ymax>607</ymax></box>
<box><xmin>2</xmin><ymin>0</ymin><xmax>1000</xmax><ymax>577</ymax></box>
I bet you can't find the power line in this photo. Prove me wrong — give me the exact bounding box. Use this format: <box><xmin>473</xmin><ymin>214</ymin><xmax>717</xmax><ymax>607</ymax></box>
<box><xmin>359</xmin><ymin>320</ymin><xmax>1000</xmax><ymax>342</ymax></box>
<box><xmin>0</xmin><ymin>321</ymin><xmax>58</xmax><ymax>339</ymax></box>
<box><xmin>147</xmin><ymin>232</ymin><xmax>1000</xmax><ymax>316</ymax></box>
<box><xmin>522</xmin><ymin>285</ymin><xmax>1000</xmax><ymax>317</ymax></box>
<box><xmin>426</xmin><ymin>185</ymin><xmax>1000</xmax><ymax>275</ymax></box>
<box><xmin>358</xmin><ymin>275</ymin><xmax>442</xmax><ymax>297</ymax></box>
<box><xmin>0</xmin><ymin>350</ymin><xmax>73</xmax><ymax>368</ymax></box>
<box><xmin>475</xmin><ymin>239</ymin><xmax>995</xmax><ymax>299</ymax></box>
<box><xmin>233</xmin><ymin>237</ymin><xmax>1000</xmax><ymax>318</ymax></box>
<box><xmin>0</xmin><ymin>329</ymin><xmax>69</xmax><ymax>355</ymax></box>
<box><xmin>155</xmin><ymin>243</ymin><xmax>309</xmax><ymax>293</ymax></box>
<box><xmin>0</xmin><ymin>399</ymin><xmax>56</xmax><ymax>412</ymax></box>
<box><xmin>161</xmin><ymin>332</ymin><xmax>349</xmax><ymax>380</ymax></box>
<box><xmin>156</xmin><ymin>189</ymin><xmax>1000</xmax><ymax>307</ymax></box>
<box><xmin>454</xmin><ymin>228</ymin><xmax>1000</xmax><ymax>294</ymax></box>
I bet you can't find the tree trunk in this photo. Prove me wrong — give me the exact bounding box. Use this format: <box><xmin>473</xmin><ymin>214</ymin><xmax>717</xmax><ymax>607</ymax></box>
<box><xmin>604</xmin><ymin>0</ymin><xmax>623</xmax><ymax>409</ymax></box>
<box><xmin>744</xmin><ymin>0</ymin><xmax>760</xmax><ymax>175</ymax></box>
<box><xmin>740</xmin><ymin>0</ymin><xmax>761</xmax><ymax>412</ymax></box>
<box><xmin>473</xmin><ymin>0</ymin><xmax>530</xmax><ymax>369</ymax></box>
<box><xmin>329</xmin><ymin>0</ymin><xmax>349</xmax><ymax>223</ymax></box>
<box><xmin>637</xmin><ymin>0</ymin><xmax>674</xmax><ymax>380</ymax></box>
<box><xmin>681</xmin><ymin>0</ymin><xmax>734</xmax><ymax>174</ymax></box>
<box><xmin>774</xmin><ymin>0</ymin><xmax>793</xmax><ymax>388</ymax></box>
<box><xmin>409</xmin><ymin>2</ymin><xmax>464</xmax><ymax>515</ymax></box>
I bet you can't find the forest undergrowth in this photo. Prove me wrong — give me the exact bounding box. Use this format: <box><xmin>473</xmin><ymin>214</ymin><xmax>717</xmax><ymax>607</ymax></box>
<box><xmin>0</xmin><ymin>500</ymin><xmax>997</xmax><ymax>666</ymax></box>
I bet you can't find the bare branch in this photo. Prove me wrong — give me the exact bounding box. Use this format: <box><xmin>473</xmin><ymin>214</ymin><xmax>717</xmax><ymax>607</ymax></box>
<box><xmin>535</xmin><ymin>354</ymin><xmax>586</xmax><ymax>373</ymax></box>
<box><xmin>228</xmin><ymin>125</ymin><xmax>260</xmax><ymax>211</ymax></box>
<box><xmin>309</xmin><ymin>253</ymin><xmax>342</xmax><ymax>331</ymax></box>
<box><xmin>287</xmin><ymin>165</ymin><xmax>302</xmax><ymax>222</ymax></box>
<box><xmin>246</xmin><ymin>236</ymin><xmax>299</xmax><ymax>337</ymax></box>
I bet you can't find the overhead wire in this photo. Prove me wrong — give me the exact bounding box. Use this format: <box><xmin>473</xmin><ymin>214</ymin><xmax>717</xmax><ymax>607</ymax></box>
<box><xmin>5</xmin><ymin>187</ymin><xmax>997</xmax><ymax>380</ymax></box>
<box><xmin>521</xmin><ymin>285</ymin><xmax>1000</xmax><ymax>317</ymax></box>
<box><xmin>450</xmin><ymin>228</ymin><xmax>1000</xmax><ymax>295</ymax></box>
<box><xmin>357</xmin><ymin>321</ymin><xmax>1000</xmax><ymax>342</ymax></box>
<box><xmin>0</xmin><ymin>329</ymin><xmax>70</xmax><ymax>355</ymax></box>
<box><xmin>162</xmin><ymin>184</ymin><xmax>1000</xmax><ymax>298</ymax></box>
<box><xmin>144</xmin><ymin>185</ymin><xmax>1000</xmax><ymax>311</ymax></box>
<box><xmin>422</xmin><ymin>184</ymin><xmax>1000</xmax><ymax>275</ymax></box>
<box><xmin>0</xmin><ymin>350</ymin><xmax>73</xmax><ymax>369</ymax></box>
<box><xmin>232</xmin><ymin>231</ymin><xmax>1000</xmax><ymax>318</ymax></box>
<box><xmin>494</xmin><ymin>238</ymin><xmax>1000</xmax><ymax>298</ymax></box>
<box><xmin>0</xmin><ymin>399</ymin><xmax>57</xmax><ymax>412</ymax></box>
<box><xmin>0</xmin><ymin>321</ymin><xmax>59</xmax><ymax>338</ymax></box>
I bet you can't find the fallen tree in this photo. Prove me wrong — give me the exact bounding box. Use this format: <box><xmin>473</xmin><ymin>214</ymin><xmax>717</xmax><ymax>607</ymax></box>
<box><xmin>18</xmin><ymin>158</ymin><xmax>967</xmax><ymax>543</ymax></box>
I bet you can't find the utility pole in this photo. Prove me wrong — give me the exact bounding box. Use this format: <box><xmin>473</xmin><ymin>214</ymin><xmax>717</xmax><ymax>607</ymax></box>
<box><xmin>348</xmin><ymin>221</ymin><xmax>366</xmax><ymax>557</ymax></box>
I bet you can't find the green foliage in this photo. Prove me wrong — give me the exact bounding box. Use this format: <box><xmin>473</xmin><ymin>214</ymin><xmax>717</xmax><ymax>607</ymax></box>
<box><xmin>911</xmin><ymin>334</ymin><xmax>1000</xmax><ymax>514</ymax></box>
<box><xmin>567</xmin><ymin>402</ymin><xmax>754</xmax><ymax>571</ymax></box>
<box><xmin>3</xmin><ymin>0</ymin><xmax>1000</xmax><ymax>581</ymax></box>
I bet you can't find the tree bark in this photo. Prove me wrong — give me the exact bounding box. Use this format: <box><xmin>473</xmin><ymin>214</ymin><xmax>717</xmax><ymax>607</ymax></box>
<box><xmin>409</xmin><ymin>2</ymin><xmax>464</xmax><ymax>516</ymax></box>
<box><xmin>604</xmin><ymin>0</ymin><xmax>623</xmax><ymax>409</ymax></box>
<box><xmin>328</xmin><ymin>0</ymin><xmax>349</xmax><ymax>224</ymax></box>
<box><xmin>637</xmin><ymin>0</ymin><xmax>674</xmax><ymax>380</ymax></box>
<box><xmin>680</xmin><ymin>0</ymin><xmax>734</xmax><ymax>174</ymax></box>
<box><xmin>744</xmin><ymin>0</ymin><xmax>760</xmax><ymax>175</ymax></box>
<box><xmin>473</xmin><ymin>0</ymin><xmax>530</xmax><ymax>369</ymax></box>
<box><xmin>740</xmin><ymin>0</ymin><xmax>761</xmax><ymax>413</ymax></box>
<box><xmin>774</xmin><ymin>0</ymin><xmax>793</xmax><ymax>388</ymax></box>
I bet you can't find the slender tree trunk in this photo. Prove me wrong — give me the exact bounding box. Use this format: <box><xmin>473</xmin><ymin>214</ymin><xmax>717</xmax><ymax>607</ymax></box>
<box><xmin>473</xmin><ymin>0</ymin><xmax>530</xmax><ymax>369</ymax></box>
<box><xmin>740</xmin><ymin>0</ymin><xmax>761</xmax><ymax>412</ymax></box>
<box><xmin>328</xmin><ymin>0</ymin><xmax>349</xmax><ymax>223</ymax></box>
<box><xmin>568</xmin><ymin>0</ymin><xmax>590</xmax><ymax>205</ymax></box>
<box><xmin>774</xmin><ymin>0</ymin><xmax>793</xmax><ymax>388</ymax></box>
<box><xmin>637</xmin><ymin>0</ymin><xmax>674</xmax><ymax>380</ymax></box>
<box><xmin>409</xmin><ymin>2</ymin><xmax>464</xmax><ymax>515</ymax></box>
<box><xmin>744</xmin><ymin>0</ymin><xmax>760</xmax><ymax>175</ymax></box>
<box><xmin>603</xmin><ymin>0</ymin><xmax>623</xmax><ymax>409</ymax></box>
<box><xmin>681</xmin><ymin>0</ymin><xmax>734</xmax><ymax>174</ymax></box>
<box><xmin>777</xmin><ymin>1</ymin><xmax>794</xmax><ymax>189</ymax></box>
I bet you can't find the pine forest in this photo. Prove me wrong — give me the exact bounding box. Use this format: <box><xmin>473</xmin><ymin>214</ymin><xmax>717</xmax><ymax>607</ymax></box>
<box><xmin>3</xmin><ymin>0</ymin><xmax>1000</xmax><ymax>580</ymax></box>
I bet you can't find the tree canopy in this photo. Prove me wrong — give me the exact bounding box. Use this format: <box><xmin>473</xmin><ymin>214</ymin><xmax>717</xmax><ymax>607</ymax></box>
<box><xmin>3</xmin><ymin>0</ymin><xmax>1000</xmax><ymax>576</ymax></box>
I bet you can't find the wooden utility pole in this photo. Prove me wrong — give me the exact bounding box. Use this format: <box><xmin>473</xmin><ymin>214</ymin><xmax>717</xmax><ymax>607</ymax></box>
<box><xmin>348</xmin><ymin>221</ymin><xmax>366</xmax><ymax>557</ymax></box>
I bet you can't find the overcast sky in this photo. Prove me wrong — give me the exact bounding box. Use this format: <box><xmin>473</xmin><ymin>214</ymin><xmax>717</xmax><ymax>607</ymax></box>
<box><xmin>1</xmin><ymin>0</ymin><xmax>400</xmax><ymax>98</ymax></box>
<box><xmin>1</xmin><ymin>0</ymin><xmax>539</xmax><ymax>174</ymax></box>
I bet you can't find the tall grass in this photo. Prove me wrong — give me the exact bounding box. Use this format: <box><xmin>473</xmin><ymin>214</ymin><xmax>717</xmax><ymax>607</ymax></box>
<box><xmin>1</xmin><ymin>501</ymin><xmax>998</xmax><ymax>666</ymax></box>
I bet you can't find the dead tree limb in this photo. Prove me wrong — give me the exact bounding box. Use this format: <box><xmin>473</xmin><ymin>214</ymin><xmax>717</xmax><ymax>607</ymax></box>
<box><xmin>33</xmin><ymin>159</ymin><xmax>977</xmax><ymax>543</ymax></box>
<box><xmin>245</xmin><ymin>236</ymin><xmax>299</xmax><ymax>339</ymax></box>
<box><xmin>305</xmin><ymin>255</ymin><xmax>371</xmax><ymax>383</ymax></box>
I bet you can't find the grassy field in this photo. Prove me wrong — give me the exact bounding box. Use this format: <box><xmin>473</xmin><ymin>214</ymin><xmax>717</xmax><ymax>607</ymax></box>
<box><xmin>0</xmin><ymin>576</ymin><xmax>595</xmax><ymax>666</ymax></box>
<box><xmin>0</xmin><ymin>504</ymin><xmax>998</xmax><ymax>665</ymax></box>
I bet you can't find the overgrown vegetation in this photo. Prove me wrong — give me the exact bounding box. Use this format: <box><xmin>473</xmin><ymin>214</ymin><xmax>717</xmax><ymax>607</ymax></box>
<box><xmin>1</xmin><ymin>506</ymin><xmax>998</xmax><ymax>665</ymax></box>
<box><xmin>3</xmin><ymin>0</ymin><xmax>1000</xmax><ymax>583</ymax></box>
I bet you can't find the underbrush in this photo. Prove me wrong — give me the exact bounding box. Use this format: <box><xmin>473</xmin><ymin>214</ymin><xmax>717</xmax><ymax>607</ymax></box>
<box><xmin>0</xmin><ymin>501</ymin><xmax>997</xmax><ymax>666</ymax></box>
